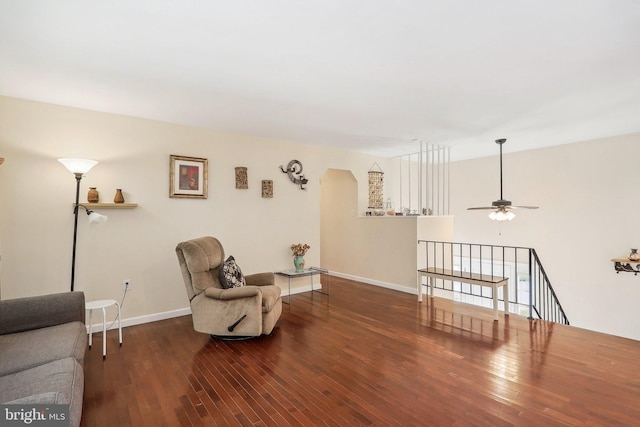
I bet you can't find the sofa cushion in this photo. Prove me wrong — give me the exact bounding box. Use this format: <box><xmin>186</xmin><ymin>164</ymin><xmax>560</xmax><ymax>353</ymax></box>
<box><xmin>0</xmin><ymin>292</ymin><xmax>85</xmax><ymax>335</ymax></box>
<box><xmin>218</xmin><ymin>256</ymin><xmax>246</xmax><ymax>289</ymax></box>
<box><xmin>0</xmin><ymin>357</ymin><xmax>84</xmax><ymax>427</ymax></box>
<box><xmin>0</xmin><ymin>321</ymin><xmax>87</xmax><ymax>376</ymax></box>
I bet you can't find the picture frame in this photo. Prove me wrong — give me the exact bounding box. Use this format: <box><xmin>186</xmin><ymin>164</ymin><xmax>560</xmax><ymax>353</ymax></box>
<box><xmin>169</xmin><ymin>155</ymin><xmax>208</xmax><ymax>199</ymax></box>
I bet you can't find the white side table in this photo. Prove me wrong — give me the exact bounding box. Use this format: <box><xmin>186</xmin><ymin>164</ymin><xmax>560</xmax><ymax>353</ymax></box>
<box><xmin>86</xmin><ymin>299</ymin><xmax>122</xmax><ymax>359</ymax></box>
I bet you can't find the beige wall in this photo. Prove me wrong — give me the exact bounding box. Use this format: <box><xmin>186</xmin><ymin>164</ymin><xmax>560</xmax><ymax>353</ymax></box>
<box><xmin>2</xmin><ymin>96</ymin><xmax>639</xmax><ymax>341</ymax></box>
<box><xmin>450</xmin><ymin>133</ymin><xmax>640</xmax><ymax>340</ymax></box>
<box><xmin>0</xmin><ymin>96</ymin><xmax>387</xmax><ymax>325</ymax></box>
<box><xmin>320</xmin><ymin>168</ymin><xmax>453</xmax><ymax>292</ymax></box>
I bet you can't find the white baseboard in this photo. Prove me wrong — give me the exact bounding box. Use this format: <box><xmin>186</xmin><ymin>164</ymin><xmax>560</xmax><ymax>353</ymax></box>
<box><xmin>86</xmin><ymin>307</ymin><xmax>192</xmax><ymax>333</ymax></box>
<box><xmin>86</xmin><ymin>275</ymin><xmax>410</xmax><ymax>333</ymax></box>
<box><xmin>283</xmin><ymin>284</ymin><xmax>317</xmax><ymax>296</ymax></box>
<box><xmin>86</xmin><ymin>285</ymin><xmax>316</xmax><ymax>332</ymax></box>
<box><xmin>328</xmin><ymin>271</ymin><xmax>417</xmax><ymax>295</ymax></box>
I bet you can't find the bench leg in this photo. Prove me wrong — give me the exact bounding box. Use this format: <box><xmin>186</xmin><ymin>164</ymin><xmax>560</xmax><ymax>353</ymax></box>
<box><xmin>417</xmin><ymin>272</ymin><xmax>423</xmax><ymax>302</ymax></box>
<box><xmin>430</xmin><ymin>277</ymin><xmax>435</xmax><ymax>298</ymax></box>
<box><xmin>503</xmin><ymin>282</ymin><xmax>509</xmax><ymax>317</ymax></box>
<box><xmin>493</xmin><ymin>287</ymin><xmax>499</xmax><ymax>321</ymax></box>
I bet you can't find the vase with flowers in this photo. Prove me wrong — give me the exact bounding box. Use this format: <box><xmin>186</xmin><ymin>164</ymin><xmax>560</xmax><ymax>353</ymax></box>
<box><xmin>291</xmin><ymin>243</ymin><xmax>310</xmax><ymax>272</ymax></box>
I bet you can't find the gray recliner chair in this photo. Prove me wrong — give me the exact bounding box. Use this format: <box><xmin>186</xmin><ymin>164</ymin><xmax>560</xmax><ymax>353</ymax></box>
<box><xmin>176</xmin><ymin>236</ymin><xmax>282</xmax><ymax>339</ymax></box>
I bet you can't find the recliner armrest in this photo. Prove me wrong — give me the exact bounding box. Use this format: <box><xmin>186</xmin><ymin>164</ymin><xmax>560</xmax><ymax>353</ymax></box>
<box><xmin>245</xmin><ymin>272</ymin><xmax>275</xmax><ymax>287</ymax></box>
<box><xmin>204</xmin><ymin>286</ymin><xmax>261</xmax><ymax>300</ymax></box>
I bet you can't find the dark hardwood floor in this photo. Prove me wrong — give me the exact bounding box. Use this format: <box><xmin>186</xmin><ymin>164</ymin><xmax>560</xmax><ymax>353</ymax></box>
<box><xmin>81</xmin><ymin>276</ymin><xmax>640</xmax><ymax>426</ymax></box>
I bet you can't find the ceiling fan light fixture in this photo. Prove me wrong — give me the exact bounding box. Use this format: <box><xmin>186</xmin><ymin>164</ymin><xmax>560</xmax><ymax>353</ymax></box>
<box><xmin>468</xmin><ymin>138</ymin><xmax>538</xmax><ymax>221</ymax></box>
<box><xmin>489</xmin><ymin>208</ymin><xmax>515</xmax><ymax>221</ymax></box>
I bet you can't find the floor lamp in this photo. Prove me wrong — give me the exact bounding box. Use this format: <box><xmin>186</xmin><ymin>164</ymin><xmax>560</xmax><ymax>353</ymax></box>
<box><xmin>58</xmin><ymin>158</ymin><xmax>108</xmax><ymax>291</ymax></box>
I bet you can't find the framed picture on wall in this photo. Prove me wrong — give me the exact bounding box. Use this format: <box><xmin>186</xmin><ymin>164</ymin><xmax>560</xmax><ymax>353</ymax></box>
<box><xmin>169</xmin><ymin>155</ymin><xmax>208</xmax><ymax>199</ymax></box>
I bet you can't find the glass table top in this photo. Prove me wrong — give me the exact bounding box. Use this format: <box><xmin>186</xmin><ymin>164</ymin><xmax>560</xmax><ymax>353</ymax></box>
<box><xmin>275</xmin><ymin>267</ymin><xmax>328</xmax><ymax>277</ymax></box>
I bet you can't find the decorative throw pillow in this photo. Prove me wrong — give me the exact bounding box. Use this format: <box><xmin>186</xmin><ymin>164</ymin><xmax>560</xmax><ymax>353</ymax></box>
<box><xmin>218</xmin><ymin>255</ymin><xmax>246</xmax><ymax>289</ymax></box>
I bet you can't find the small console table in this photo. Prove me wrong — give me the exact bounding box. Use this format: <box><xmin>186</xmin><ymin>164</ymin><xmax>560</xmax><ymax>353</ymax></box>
<box><xmin>274</xmin><ymin>267</ymin><xmax>330</xmax><ymax>305</ymax></box>
<box><xmin>417</xmin><ymin>267</ymin><xmax>509</xmax><ymax>321</ymax></box>
<box><xmin>86</xmin><ymin>299</ymin><xmax>122</xmax><ymax>359</ymax></box>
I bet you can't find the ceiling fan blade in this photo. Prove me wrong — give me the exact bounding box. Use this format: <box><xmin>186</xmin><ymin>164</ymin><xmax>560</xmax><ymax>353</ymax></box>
<box><xmin>467</xmin><ymin>207</ymin><xmax>496</xmax><ymax>210</ymax></box>
<box><xmin>511</xmin><ymin>205</ymin><xmax>539</xmax><ymax>209</ymax></box>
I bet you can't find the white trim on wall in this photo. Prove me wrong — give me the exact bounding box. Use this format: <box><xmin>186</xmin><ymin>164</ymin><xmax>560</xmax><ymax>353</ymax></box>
<box><xmin>86</xmin><ymin>284</ymin><xmax>320</xmax><ymax>333</ymax></box>
<box><xmin>330</xmin><ymin>271</ymin><xmax>418</xmax><ymax>295</ymax></box>
<box><xmin>86</xmin><ymin>307</ymin><xmax>192</xmax><ymax>334</ymax></box>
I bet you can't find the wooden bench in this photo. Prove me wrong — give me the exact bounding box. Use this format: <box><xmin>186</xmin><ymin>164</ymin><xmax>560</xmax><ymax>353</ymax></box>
<box><xmin>417</xmin><ymin>267</ymin><xmax>509</xmax><ymax>321</ymax></box>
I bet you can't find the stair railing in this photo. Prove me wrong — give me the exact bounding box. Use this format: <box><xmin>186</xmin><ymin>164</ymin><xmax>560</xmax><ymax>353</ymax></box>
<box><xmin>418</xmin><ymin>240</ymin><xmax>569</xmax><ymax>325</ymax></box>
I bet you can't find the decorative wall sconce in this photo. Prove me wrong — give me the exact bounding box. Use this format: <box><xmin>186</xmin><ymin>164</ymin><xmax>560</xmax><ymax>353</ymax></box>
<box><xmin>612</xmin><ymin>249</ymin><xmax>640</xmax><ymax>275</ymax></box>
<box><xmin>612</xmin><ymin>259</ymin><xmax>640</xmax><ymax>275</ymax></box>
<box><xmin>279</xmin><ymin>160</ymin><xmax>308</xmax><ymax>190</ymax></box>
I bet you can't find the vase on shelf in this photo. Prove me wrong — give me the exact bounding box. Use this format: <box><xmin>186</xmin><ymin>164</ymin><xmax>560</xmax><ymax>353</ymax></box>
<box><xmin>87</xmin><ymin>187</ymin><xmax>99</xmax><ymax>203</ymax></box>
<box><xmin>385</xmin><ymin>199</ymin><xmax>395</xmax><ymax>216</ymax></box>
<box><xmin>293</xmin><ymin>256</ymin><xmax>305</xmax><ymax>272</ymax></box>
<box><xmin>114</xmin><ymin>189</ymin><xmax>125</xmax><ymax>204</ymax></box>
<box><xmin>629</xmin><ymin>249</ymin><xmax>640</xmax><ymax>261</ymax></box>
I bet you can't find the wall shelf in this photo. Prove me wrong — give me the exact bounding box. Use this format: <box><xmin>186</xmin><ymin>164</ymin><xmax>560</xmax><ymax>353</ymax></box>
<box><xmin>74</xmin><ymin>203</ymin><xmax>138</xmax><ymax>209</ymax></box>
<box><xmin>611</xmin><ymin>258</ymin><xmax>640</xmax><ymax>275</ymax></box>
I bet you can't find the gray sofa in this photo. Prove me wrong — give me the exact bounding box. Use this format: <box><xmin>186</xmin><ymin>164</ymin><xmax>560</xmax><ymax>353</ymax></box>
<box><xmin>0</xmin><ymin>291</ymin><xmax>87</xmax><ymax>427</ymax></box>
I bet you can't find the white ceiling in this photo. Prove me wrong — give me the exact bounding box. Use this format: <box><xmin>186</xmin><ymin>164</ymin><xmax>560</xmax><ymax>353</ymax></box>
<box><xmin>1</xmin><ymin>1</ymin><xmax>639</xmax><ymax>160</ymax></box>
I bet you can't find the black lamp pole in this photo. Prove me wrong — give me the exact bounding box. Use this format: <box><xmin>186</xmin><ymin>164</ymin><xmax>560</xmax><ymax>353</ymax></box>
<box><xmin>70</xmin><ymin>172</ymin><xmax>83</xmax><ymax>292</ymax></box>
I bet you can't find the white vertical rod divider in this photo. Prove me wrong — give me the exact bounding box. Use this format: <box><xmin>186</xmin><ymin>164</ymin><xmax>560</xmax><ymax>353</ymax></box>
<box><xmin>393</xmin><ymin>142</ymin><xmax>450</xmax><ymax>216</ymax></box>
<box><xmin>423</xmin><ymin>142</ymin><xmax>427</xmax><ymax>215</ymax></box>
<box><xmin>447</xmin><ymin>146</ymin><xmax>451</xmax><ymax>214</ymax></box>
<box><xmin>399</xmin><ymin>156</ymin><xmax>403</xmax><ymax>211</ymax></box>
<box><xmin>443</xmin><ymin>146</ymin><xmax>447</xmax><ymax>214</ymax></box>
<box><xmin>438</xmin><ymin>146</ymin><xmax>444</xmax><ymax>215</ymax></box>
<box><xmin>402</xmin><ymin>156</ymin><xmax>404</xmax><ymax>212</ymax></box>
<box><xmin>425</xmin><ymin>145</ymin><xmax>429</xmax><ymax>214</ymax></box>
<box><xmin>424</xmin><ymin>144</ymin><xmax>428</xmax><ymax>215</ymax></box>
<box><xmin>431</xmin><ymin>146</ymin><xmax>435</xmax><ymax>215</ymax></box>
<box><xmin>409</xmin><ymin>154</ymin><xmax>412</xmax><ymax>211</ymax></box>
<box><xmin>425</xmin><ymin>144</ymin><xmax>428</xmax><ymax>214</ymax></box>
<box><xmin>418</xmin><ymin>142</ymin><xmax>423</xmax><ymax>214</ymax></box>
<box><xmin>434</xmin><ymin>146</ymin><xmax>437</xmax><ymax>215</ymax></box>
<box><xmin>436</xmin><ymin>146</ymin><xmax>440</xmax><ymax>215</ymax></box>
<box><xmin>435</xmin><ymin>145</ymin><xmax>439</xmax><ymax>215</ymax></box>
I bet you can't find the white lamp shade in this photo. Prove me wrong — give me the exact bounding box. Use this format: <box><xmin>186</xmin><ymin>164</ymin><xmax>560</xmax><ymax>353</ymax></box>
<box><xmin>87</xmin><ymin>211</ymin><xmax>108</xmax><ymax>225</ymax></box>
<box><xmin>58</xmin><ymin>158</ymin><xmax>98</xmax><ymax>174</ymax></box>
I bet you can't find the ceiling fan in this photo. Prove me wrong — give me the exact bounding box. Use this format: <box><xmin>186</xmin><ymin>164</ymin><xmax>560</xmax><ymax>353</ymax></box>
<box><xmin>467</xmin><ymin>138</ymin><xmax>538</xmax><ymax>221</ymax></box>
